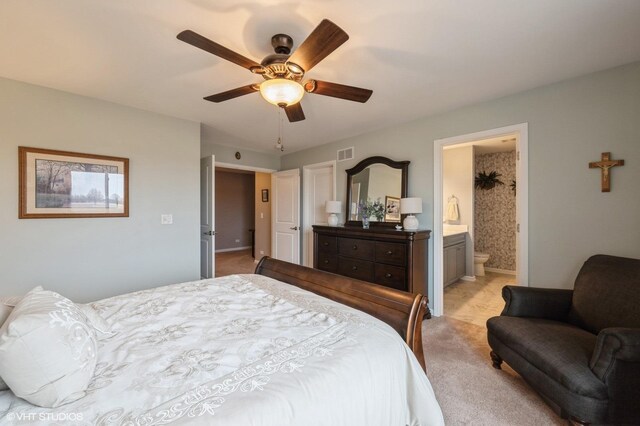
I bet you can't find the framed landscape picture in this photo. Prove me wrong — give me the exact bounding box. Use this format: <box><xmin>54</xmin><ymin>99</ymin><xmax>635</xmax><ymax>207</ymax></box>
<box><xmin>19</xmin><ymin>147</ymin><xmax>129</xmax><ymax>219</ymax></box>
<box><xmin>384</xmin><ymin>195</ymin><xmax>401</xmax><ymax>222</ymax></box>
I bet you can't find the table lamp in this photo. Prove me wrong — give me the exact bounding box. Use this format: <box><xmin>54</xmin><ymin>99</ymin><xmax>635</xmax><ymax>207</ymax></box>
<box><xmin>325</xmin><ymin>200</ymin><xmax>342</xmax><ymax>226</ymax></box>
<box><xmin>400</xmin><ymin>197</ymin><xmax>422</xmax><ymax>230</ymax></box>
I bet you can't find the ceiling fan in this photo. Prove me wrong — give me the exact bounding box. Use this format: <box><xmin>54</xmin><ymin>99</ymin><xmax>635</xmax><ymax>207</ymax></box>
<box><xmin>177</xmin><ymin>19</ymin><xmax>373</xmax><ymax>122</ymax></box>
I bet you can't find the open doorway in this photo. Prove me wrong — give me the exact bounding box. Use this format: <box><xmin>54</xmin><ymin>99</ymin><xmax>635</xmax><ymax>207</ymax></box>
<box><xmin>214</xmin><ymin>167</ymin><xmax>256</xmax><ymax>276</ymax></box>
<box><xmin>200</xmin><ymin>159</ymin><xmax>275</xmax><ymax>278</ymax></box>
<box><xmin>433</xmin><ymin>124</ymin><xmax>529</xmax><ymax>322</ymax></box>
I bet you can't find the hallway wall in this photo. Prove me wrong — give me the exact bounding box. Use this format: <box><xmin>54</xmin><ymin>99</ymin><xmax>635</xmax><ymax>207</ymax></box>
<box><xmin>215</xmin><ymin>170</ymin><xmax>255</xmax><ymax>251</ymax></box>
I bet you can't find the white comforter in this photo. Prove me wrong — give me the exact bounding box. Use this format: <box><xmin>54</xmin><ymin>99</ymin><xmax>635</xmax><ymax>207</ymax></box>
<box><xmin>0</xmin><ymin>274</ymin><xmax>443</xmax><ymax>425</ymax></box>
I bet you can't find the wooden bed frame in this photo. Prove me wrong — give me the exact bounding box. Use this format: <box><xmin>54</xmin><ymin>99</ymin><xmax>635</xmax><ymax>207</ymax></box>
<box><xmin>255</xmin><ymin>257</ymin><xmax>428</xmax><ymax>371</ymax></box>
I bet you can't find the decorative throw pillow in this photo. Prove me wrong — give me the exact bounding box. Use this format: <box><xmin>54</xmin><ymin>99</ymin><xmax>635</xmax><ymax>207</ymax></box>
<box><xmin>0</xmin><ymin>288</ymin><xmax>97</xmax><ymax>407</ymax></box>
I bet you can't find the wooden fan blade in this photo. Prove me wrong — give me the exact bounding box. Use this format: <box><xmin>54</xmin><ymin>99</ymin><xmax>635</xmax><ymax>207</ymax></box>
<box><xmin>304</xmin><ymin>80</ymin><xmax>372</xmax><ymax>103</ymax></box>
<box><xmin>288</xmin><ymin>19</ymin><xmax>348</xmax><ymax>72</ymax></box>
<box><xmin>204</xmin><ymin>85</ymin><xmax>258</xmax><ymax>103</ymax></box>
<box><xmin>177</xmin><ymin>30</ymin><xmax>261</xmax><ymax>71</ymax></box>
<box><xmin>285</xmin><ymin>103</ymin><xmax>305</xmax><ymax>122</ymax></box>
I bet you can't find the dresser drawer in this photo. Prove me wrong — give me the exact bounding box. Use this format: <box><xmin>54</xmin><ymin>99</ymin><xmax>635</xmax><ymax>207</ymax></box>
<box><xmin>338</xmin><ymin>237</ymin><xmax>375</xmax><ymax>260</ymax></box>
<box><xmin>317</xmin><ymin>235</ymin><xmax>337</xmax><ymax>253</ymax></box>
<box><xmin>374</xmin><ymin>264</ymin><xmax>407</xmax><ymax>291</ymax></box>
<box><xmin>316</xmin><ymin>253</ymin><xmax>337</xmax><ymax>273</ymax></box>
<box><xmin>374</xmin><ymin>242</ymin><xmax>407</xmax><ymax>266</ymax></box>
<box><xmin>337</xmin><ymin>256</ymin><xmax>374</xmax><ymax>282</ymax></box>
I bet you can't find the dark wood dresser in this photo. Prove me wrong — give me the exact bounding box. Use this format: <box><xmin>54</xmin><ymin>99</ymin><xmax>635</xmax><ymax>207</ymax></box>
<box><xmin>312</xmin><ymin>225</ymin><xmax>430</xmax><ymax>317</ymax></box>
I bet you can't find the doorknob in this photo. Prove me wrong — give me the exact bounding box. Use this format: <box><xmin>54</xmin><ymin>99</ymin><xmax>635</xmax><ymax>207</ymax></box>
<box><xmin>290</xmin><ymin>226</ymin><xmax>299</xmax><ymax>231</ymax></box>
<box><xmin>203</xmin><ymin>230</ymin><xmax>216</xmax><ymax>236</ymax></box>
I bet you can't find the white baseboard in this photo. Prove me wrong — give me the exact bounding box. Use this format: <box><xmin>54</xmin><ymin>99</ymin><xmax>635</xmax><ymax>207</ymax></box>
<box><xmin>460</xmin><ymin>275</ymin><xmax>476</xmax><ymax>282</ymax></box>
<box><xmin>485</xmin><ymin>267</ymin><xmax>516</xmax><ymax>275</ymax></box>
<box><xmin>215</xmin><ymin>246</ymin><xmax>251</xmax><ymax>253</ymax></box>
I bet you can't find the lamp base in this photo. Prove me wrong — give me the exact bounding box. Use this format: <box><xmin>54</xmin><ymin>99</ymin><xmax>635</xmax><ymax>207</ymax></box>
<box><xmin>328</xmin><ymin>214</ymin><xmax>339</xmax><ymax>227</ymax></box>
<box><xmin>403</xmin><ymin>215</ymin><xmax>419</xmax><ymax>231</ymax></box>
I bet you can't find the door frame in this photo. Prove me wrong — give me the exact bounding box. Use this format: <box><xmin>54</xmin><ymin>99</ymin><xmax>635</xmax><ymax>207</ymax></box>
<box><xmin>203</xmin><ymin>159</ymin><xmax>276</xmax><ymax>271</ymax></box>
<box><xmin>214</xmin><ymin>161</ymin><xmax>276</xmax><ymax>174</ymax></box>
<box><xmin>432</xmin><ymin>123</ymin><xmax>529</xmax><ymax>317</ymax></box>
<box><xmin>302</xmin><ymin>160</ymin><xmax>337</xmax><ymax>267</ymax></box>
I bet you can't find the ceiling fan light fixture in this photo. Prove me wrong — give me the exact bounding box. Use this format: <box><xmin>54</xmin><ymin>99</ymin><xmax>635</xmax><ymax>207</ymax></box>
<box><xmin>259</xmin><ymin>78</ymin><xmax>304</xmax><ymax>107</ymax></box>
<box><xmin>286</xmin><ymin>62</ymin><xmax>304</xmax><ymax>75</ymax></box>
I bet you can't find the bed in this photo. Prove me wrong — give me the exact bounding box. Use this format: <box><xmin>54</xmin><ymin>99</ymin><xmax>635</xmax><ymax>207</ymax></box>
<box><xmin>0</xmin><ymin>257</ymin><xmax>443</xmax><ymax>425</ymax></box>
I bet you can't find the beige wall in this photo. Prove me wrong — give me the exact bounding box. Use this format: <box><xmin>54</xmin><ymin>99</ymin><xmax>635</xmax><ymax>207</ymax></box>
<box><xmin>282</xmin><ymin>62</ymin><xmax>640</xmax><ymax>307</ymax></box>
<box><xmin>0</xmin><ymin>77</ymin><xmax>200</xmax><ymax>302</ymax></box>
<box><xmin>443</xmin><ymin>146</ymin><xmax>475</xmax><ymax>275</ymax></box>
<box><xmin>215</xmin><ymin>171</ymin><xmax>255</xmax><ymax>251</ymax></box>
<box><xmin>254</xmin><ymin>173</ymin><xmax>271</xmax><ymax>259</ymax></box>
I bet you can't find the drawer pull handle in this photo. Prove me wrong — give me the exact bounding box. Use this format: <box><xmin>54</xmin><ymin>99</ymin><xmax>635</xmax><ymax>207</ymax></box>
<box><xmin>323</xmin><ymin>260</ymin><xmax>329</xmax><ymax>264</ymax></box>
<box><xmin>385</xmin><ymin>273</ymin><xmax>392</xmax><ymax>278</ymax></box>
<box><xmin>352</xmin><ymin>266</ymin><xmax>358</xmax><ymax>271</ymax></box>
<box><xmin>323</xmin><ymin>242</ymin><xmax>329</xmax><ymax>246</ymax></box>
<box><xmin>386</xmin><ymin>250</ymin><xmax>393</xmax><ymax>255</ymax></box>
<box><xmin>352</xmin><ymin>245</ymin><xmax>358</xmax><ymax>250</ymax></box>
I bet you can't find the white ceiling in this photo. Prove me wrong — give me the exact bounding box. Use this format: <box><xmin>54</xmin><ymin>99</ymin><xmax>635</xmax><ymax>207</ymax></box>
<box><xmin>2</xmin><ymin>1</ymin><xmax>640</xmax><ymax>154</ymax></box>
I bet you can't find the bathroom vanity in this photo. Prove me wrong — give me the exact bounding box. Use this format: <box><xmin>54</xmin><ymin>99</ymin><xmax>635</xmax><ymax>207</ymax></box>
<box><xmin>443</xmin><ymin>232</ymin><xmax>467</xmax><ymax>287</ymax></box>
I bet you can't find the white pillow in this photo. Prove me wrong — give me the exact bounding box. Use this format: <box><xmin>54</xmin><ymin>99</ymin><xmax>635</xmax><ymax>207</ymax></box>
<box><xmin>0</xmin><ymin>288</ymin><xmax>43</xmax><ymax>392</ymax></box>
<box><xmin>0</xmin><ymin>288</ymin><xmax>97</xmax><ymax>407</ymax></box>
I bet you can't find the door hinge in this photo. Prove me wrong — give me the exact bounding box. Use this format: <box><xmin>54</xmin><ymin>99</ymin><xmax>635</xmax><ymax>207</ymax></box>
<box><xmin>517</xmin><ymin>151</ymin><xmax>520</xmax><ymax>161</ymax></box>
<box><xmin>517</xmin><ymin>223</ymin><xmax>520</xmax><ymax>233</ymax></box>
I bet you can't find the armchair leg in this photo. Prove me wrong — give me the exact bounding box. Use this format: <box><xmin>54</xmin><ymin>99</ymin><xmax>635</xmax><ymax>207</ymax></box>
<box><xmin>490</xmin><ymin>351</ymin><xmax>503</xmax><ymax>369</ymax></box>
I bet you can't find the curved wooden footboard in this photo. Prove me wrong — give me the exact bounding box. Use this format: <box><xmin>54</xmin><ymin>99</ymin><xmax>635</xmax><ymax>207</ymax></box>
<box><xmin>255</xmin><ymin>257</ymin><xmax>428</xmax><ymax>371</ymax></box>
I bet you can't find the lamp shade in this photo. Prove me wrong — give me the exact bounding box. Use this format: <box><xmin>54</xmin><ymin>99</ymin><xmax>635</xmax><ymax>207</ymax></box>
<box><xmin>400</xmin><ymin>197</ymin><xmax>422</xmax><ymax>214</ymax></box>
<box><xmin>325</xmin><ymin>200</ymin><xmax>342</xmax><ymax>214</ymax></box>
<box><xmin>259</xmin><ymin>78</ymin><xmax>304</xmax><ymax>107</ymax></box>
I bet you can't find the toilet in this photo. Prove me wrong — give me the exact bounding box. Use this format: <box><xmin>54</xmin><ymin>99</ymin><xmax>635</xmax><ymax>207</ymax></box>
<box><xmin>474</xmin><ymin>252</ymin><xmax>490</xmax><ymax>276</ymax></box>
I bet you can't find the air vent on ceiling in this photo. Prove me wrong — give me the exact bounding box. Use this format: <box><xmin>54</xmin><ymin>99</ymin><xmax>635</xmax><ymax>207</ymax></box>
<box><xmin>337</xmin><ymin>147</ymin><xmax>354</xmax><ymax>162</ymax></box>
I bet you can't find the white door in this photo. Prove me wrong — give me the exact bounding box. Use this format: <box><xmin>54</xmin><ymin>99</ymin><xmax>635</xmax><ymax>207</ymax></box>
<box><xmin>200</xmin><ymin>155</ymin><xmax>215</xmax><ymax>278</ymax></box>
<box><xmin>272</xmin><ymin>169</ymin><xmax>300</xmax><ymax>264</ymax></box>
<box><xmin>303</xmin><ymin>162</ymin><xmax>336</xmax><ymax>266</ymax></box>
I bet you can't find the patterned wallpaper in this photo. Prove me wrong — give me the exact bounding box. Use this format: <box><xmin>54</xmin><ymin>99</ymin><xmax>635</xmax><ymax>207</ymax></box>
<box><xmin>474</xmin><ymin>151</ymin><xmax>516</xmax><ymax>271</ymax></box>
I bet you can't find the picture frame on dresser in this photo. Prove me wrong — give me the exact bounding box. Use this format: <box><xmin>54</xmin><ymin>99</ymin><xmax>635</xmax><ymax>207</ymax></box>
<box><xmin>384</xmin><ymin>196</ymin><xmax>401</xmax><ymax>222</ymax></box>
<box><xmin>18</xmin><ymin>146</ymin><xmax>129</xmax><ymax>219</ymax></box>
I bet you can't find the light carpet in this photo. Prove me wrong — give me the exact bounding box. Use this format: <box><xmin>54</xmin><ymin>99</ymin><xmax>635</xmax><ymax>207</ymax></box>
<box><xmin>423</xmin><ymin>316</ymin><xmax>564</xmax><ymax>426</ymax></box>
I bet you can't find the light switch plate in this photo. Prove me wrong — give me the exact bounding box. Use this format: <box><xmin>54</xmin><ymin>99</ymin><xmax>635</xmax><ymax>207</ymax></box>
<box><xmin>161</xmin><ymin>214</ymin><xmax>173</xmax><ymax>225</ymax></box>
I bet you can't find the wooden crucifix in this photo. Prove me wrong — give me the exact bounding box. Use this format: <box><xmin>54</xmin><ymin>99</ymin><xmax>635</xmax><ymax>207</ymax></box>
<box><xmin>589</xmin><ymin>152</ymin><xmax>624</xmax><ymax>192</ymax></box>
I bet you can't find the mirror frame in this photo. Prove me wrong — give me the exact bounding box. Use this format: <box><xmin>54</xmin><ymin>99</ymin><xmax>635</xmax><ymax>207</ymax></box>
<box><xmin>345</xmin><ymin>156</ymin><xmax>410</xmax><ymax>228</ymax></box>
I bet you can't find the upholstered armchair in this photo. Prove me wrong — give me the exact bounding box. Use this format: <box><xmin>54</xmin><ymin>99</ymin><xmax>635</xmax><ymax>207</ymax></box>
<box><xmin>487</xmin><ymin>255</ymin><xmax>640</xmax><ymax>425</ymax></box>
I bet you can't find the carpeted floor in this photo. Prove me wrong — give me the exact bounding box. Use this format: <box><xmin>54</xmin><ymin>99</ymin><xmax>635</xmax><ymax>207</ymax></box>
<box><xmin>215</xmin><ymin>249</ymin><xmax>256</xmax><ymax>277</ymax></box>
<box><xmin>423</xmin><ymin>316</ymin><xmax>564</xmax><ymax>425</ymax></box>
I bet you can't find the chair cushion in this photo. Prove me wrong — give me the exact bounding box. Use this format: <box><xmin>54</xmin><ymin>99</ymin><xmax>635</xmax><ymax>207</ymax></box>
<box><xmin>568</xmin><ymin>255</ymin><xmax>640</xmax><ymax>334</ymax></box>
<box><xmin>487</xmin><ymin>316</ymin><xmax>606</xmax><ymax>399</ymax></box>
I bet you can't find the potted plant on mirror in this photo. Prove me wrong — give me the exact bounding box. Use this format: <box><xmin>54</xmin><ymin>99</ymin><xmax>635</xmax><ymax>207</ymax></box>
<box><xmin>358</xmin><ymin>198</ymin><xmax>385</xmax><ymax>229</ymax></box>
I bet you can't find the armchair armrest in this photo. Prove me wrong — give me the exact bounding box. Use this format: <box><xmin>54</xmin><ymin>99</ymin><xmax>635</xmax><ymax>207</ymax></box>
<box><xmin>590</xmin><ymin>328</ymin><xmax>640</xmax><ymax>382</ymax></box>
<box><xmin>500</xmin><ymin>286</ymin><xmax>573</xmax><ymax>321</ymax></box>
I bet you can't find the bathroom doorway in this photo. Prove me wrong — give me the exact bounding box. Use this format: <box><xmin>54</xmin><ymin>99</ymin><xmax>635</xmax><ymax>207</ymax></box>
<box><xmin>432</xmin><ymin>124</ymin><xmax>528</xmax><ymax>320</ymax></box>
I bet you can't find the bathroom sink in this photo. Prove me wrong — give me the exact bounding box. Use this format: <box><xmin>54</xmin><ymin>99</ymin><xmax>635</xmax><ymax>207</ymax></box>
<box><xmin>443</xmin><ymin>224</ymin><xmax>468</xmax><ymax>237</ymax></box>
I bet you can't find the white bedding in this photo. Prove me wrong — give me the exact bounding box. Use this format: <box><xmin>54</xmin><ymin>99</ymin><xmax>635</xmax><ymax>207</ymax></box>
<box><xmin>0</xmin><ymin>274</ymin><xmax>443</xmax><ymax>425</ymax></box>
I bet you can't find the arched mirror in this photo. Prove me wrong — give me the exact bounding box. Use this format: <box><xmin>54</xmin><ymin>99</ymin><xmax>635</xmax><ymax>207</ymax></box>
<box><xmin>346</xmin><ymin>156</ymin><xmax>409</xmax><ymax>227</ymax></box>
